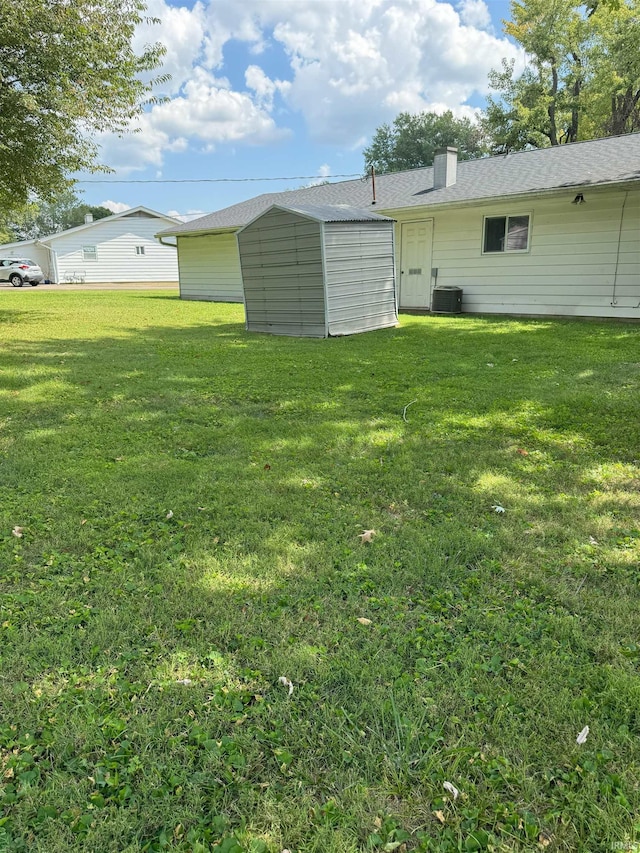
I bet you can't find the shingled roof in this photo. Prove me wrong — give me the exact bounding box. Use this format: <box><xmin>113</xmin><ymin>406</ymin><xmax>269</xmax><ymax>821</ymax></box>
<box><xmin>159</xmin><ymin>133</ymin><xmax>640</xmax><ymax>237</ymax></box>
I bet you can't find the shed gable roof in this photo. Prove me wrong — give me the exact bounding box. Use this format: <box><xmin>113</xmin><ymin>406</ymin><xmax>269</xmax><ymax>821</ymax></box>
<box><xmin>238</xmin><ymin>203</ymin><xmax>395</xmax><ymax>233</ymax></box>
<box><xmin>160</xmin><ymin>133</ymin><xmax>640</xmax><ymax>237</ymax></box>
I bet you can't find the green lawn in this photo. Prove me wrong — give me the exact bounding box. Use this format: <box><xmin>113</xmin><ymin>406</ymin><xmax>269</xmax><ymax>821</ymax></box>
<box><xmin>1</xmin><ymin>291</ymin><xmax>639</xmax><ymax>852</ymax></box>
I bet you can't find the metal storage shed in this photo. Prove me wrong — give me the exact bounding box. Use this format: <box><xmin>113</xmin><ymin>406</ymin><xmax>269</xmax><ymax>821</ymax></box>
<box><xmin>236</xmin><ymin>203</ymin><xmax>397</xmax><ymax>337</ymax></box>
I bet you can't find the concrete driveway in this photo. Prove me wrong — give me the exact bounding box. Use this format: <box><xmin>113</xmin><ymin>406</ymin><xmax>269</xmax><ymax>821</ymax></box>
<box><xmin>0</xmin><ymin>282</ymin><xmax>179</xmax><ymax>291</ymax></box>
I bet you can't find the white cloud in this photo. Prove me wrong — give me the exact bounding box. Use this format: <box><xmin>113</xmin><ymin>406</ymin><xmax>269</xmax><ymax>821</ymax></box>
<box><xmin>306</xmin><ymin>163</ymin><xmax>333</xmax><ymax>186</ymax></box>
<box><xmin>132</xmin><ymin>0</ymin><xmax>208</xmax><ymax>95</ymax></box>
<box><xmin>457</xmin><ymin>0</ymin><xmax>492</xmax><ymax>31</ymax></box>
<box><xmin>100</xmin><ymin>200</ymin><xmax>132</xmax><ymax>213</ymax></box>
<box><xmin>167</xmin><ymin>210</ymin><xmax>207</xmax><ymax>222</ymax></box>
<box><xmin>213</xmin><ymin>0</ymin><xmax>520</xmax><ymax>144</ymax></box>
<box><xmin>245</xmin><ymin>65</ymin><xmax>291</xmax><ymax>110</ymax></box>
<box><xmin>107</xmin><ymin>0</ymin><xmax>520</xmax><ymax>170</ymax></box>
<box><xmin>147</xmin><ymin>69</ymin><xmax>289</xmax><ymax>147</ymax></box>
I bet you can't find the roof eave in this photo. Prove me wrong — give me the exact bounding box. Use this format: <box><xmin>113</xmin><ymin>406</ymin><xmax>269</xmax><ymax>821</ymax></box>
<box><xmin>380</xmin><ymin>176</ymin><xmax>640</xmax><ymax>217</ymax></box>
<box><xmin>160</xmin><ymin>225</ymin><xmax>241</xmax><ymax>238</ymax></box>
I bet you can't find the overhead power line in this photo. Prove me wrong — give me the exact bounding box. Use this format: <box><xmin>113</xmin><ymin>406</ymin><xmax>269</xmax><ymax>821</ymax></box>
<box><xmin>76</xmin><ymin>173</ymin><xmax>363</xmax><ymax>184</ymax></box>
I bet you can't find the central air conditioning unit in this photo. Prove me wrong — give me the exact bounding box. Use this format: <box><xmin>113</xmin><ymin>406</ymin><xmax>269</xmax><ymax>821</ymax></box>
<box><xmin>431</xmin><ymin>286</ymin><xmax>462</xmax><ymax>314</ymax></box>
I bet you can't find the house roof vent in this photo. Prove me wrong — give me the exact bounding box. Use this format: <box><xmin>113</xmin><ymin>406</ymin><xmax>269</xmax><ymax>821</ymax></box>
<box><xmin>433</xmin><ymin>147</ymin><xmax>458</xmax><ymax>189</ymax></box>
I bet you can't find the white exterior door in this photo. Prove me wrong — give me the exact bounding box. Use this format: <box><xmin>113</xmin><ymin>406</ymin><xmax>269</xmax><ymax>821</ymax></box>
<box><xmin>399</xmin><ymin>220</ymin><xmax>433</xmax><ymax>309</ymax></box>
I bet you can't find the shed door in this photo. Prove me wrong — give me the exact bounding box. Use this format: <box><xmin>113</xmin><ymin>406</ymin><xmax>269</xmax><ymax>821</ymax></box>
<box><xmin>399</xmin><ymin>220</ymin><xmax>433</xmax><ymax>309</ymax></box>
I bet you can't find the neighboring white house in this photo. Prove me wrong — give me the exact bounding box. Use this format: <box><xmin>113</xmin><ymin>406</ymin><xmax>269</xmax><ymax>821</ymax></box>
<box><xmin>0</xmin><ymin>206</ymin><xmax>180</xmax><ymax>284</ymax></box>
<box><xmin>158</xmin><ymin>134</ymin><xmax>640</xmax><ymax>320</ymax></box>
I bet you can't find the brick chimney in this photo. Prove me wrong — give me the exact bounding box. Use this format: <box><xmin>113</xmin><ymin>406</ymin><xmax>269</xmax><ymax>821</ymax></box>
<box><xmin>84</xmin><ymin>213</ymin><xmax>94</xmax><ymax>224</ymax></box>
<box><xmin>433</xmin><ymin>147</ymin><xmax>458</xmax><ymax>189</ymax></box>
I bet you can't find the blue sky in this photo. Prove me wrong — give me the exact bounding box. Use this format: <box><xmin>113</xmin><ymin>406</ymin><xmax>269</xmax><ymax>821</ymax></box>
<box><xmin>77</xmin><ymin>0</ymin><xmax>518</xmax><ymax>220</ymax></box>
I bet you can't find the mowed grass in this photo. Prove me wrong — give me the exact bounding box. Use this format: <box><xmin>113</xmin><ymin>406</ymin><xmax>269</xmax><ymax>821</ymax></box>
<box><xmin>0</xmin><ymin>291</ymin><xmax>639</xmax><ymax>853</ymax></box>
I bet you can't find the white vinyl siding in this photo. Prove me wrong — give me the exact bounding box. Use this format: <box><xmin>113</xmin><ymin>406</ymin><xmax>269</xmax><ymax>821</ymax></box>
<box><xmin>392</xmin><ymin>186</ymin><xmax>640</xmax><ymax>319</ymax></box>
<box><xmin>52</xmin><ymin>214</ymin><xmax>178</xmax><ymax>283</ymax></box>
<box><xmin>177</xmin><ymin>233</ymin><xmax>243</xmax><ymax>302</ymax></box>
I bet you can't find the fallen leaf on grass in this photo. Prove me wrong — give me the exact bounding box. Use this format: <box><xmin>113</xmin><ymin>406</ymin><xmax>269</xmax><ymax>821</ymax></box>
<box><xmin>516</xmin><ymin>448</ymin><xmax>529</xmax><ymax>456</ymax></box>
<box><xmin>588</xmin><ymin>536</ymin><xmax>598</xmax><ymax>545</ymax></box>
<box><xmin>434</xmin><ymin>810</ymin><xmax>446</xmax><ymax>824</ymax></box>
<box><xmin>11</xmin><ymin>526</ymin><xmax>23</xmax><ymax>538</ymax></box>
<box><xmin>359</xmin><ymin>529</ymin><xmax>376</xmax><ymax>543</ymax></box>
<box><xmin>166</xmin><ymin>510</ymin><xmax>174</xmax><ymax>520</ymax></box>
<box><xmin>278</xmin><ymin>676</ymin><xmax>294</xmax><ymax>696</ymax></box>
<box><xmin>491</xmin><ymin>505</ymin><xmax>506</xmax><ymax>514</ymax></box>
<box><xmin>443</xmin><ymin>781</ymin><xmax>460</xmax><ymax>800</ymax></box>
<box><xmin>175</xmin><ymin>678</ymin><xmax>192</xmax><ymax>686</ymax></box>
<box><xmin>576</xmin><ymin>725</ymin><xmax>589</xmax><ymax>745</ymax></box>
<box><xmin>357</xmin><ymin>617</ymin><xmax>373</xmax><ymax>626</ymax></box>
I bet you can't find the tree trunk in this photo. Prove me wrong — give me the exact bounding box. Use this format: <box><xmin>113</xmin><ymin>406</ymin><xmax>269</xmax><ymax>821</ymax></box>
<box><xmin>547</xmin><ymin>61</ymin><xmax>560</xmax><ymax>145</ymax></box>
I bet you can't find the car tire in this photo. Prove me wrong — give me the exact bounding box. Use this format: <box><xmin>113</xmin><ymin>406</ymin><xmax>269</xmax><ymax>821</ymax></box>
<box><xmin>30</xmin><ymin>282</ymin><xmax>39</xmax><ymax>287</ymax></box>
<box><xmin>9</xmin><ymin>274</ymin><xmax>23</xmax><ymax>287</ymax></box>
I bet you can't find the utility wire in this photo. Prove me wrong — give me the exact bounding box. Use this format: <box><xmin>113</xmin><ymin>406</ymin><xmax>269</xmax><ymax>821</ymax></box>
<box><xmin>76</xmin><ymin>173</ymin><xmax>363</xmax><ymax>184</ymax></box>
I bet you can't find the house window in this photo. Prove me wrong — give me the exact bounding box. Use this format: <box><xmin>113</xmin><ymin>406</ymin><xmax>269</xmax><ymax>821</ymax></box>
<box><xmin>135</xmin><ymin>246</ymin><xmax>145</xmax><ymax>255</ymax></box>
<box><xmin>483</xmin><ymin>215</ymin><xmax>530</xmax><ymax>253</ymax></box>
<box><xmin>83</xmin><ymin>245</ymin><xmax>98</xmax><ymax>261</ymax></box>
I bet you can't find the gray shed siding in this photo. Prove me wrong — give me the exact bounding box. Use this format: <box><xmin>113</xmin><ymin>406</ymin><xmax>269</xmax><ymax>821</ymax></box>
<box><xmin>324</xmin><ymin>221</ymin><xmax>397</xmax><ymax>335</ymax></box>
<box><xmin>238</xmin><ymin>208</ymin><xmax>326</xmax><ymax>336</ymax></box>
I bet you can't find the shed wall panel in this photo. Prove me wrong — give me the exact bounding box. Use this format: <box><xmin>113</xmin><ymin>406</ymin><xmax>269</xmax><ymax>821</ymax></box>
<box><xmin>238</xmin><ymin>208</ymin><xmax>326</xmax><ymax>335</ymax></box>
<box><xmin>392</xmin><ymin>186</ymin><xmax>640</xmax><ymax>319</ymax></box>
<box><xmin>177</xmin><ymin>233</ymin><xmax>243</xmax><ymax>302</ymax></box>
<box><xmin>324</xmin><ymin>221</ymin><xmax>397</xmax><ymax>335</ymax></box>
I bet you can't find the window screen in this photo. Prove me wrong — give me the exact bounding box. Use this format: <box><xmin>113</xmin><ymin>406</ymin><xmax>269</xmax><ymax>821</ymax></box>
<box><xmin>483</xmin><ymin>215</ymin><xmax>530</xmax><ymax>253</ymax></box>
<box><xmin>82</xmin><ymin>245</ymin><xmax>97</xmax><ymax>261</ymax></box>
<box><xmin>135</xmin><ymin>246</ymin><xmax>146</xmax><ymax>255</ymax></box>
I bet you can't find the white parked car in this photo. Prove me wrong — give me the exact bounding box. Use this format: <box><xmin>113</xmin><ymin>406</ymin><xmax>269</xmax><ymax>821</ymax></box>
<box><xmin>0</xmin><ymin>258</ymin><xmax>44</xmax><ymax>286</ymax></box>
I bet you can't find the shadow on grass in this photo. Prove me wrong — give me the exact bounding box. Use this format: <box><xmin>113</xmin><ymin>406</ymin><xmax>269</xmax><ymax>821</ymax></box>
<box><xmin>1</xmin><ymin>300</ymin><xmax>639</xmax><ymax>851</ymax></box>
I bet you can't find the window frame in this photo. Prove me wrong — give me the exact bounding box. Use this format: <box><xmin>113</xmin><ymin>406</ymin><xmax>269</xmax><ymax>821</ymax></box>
<box><xmin>482</xmin><ymin>213</ymin><xmax>532</xmax><ymax>255</ymax></box>
<box><xmin>82</xmin><ymin>245</ymin><xmax>98</xmax><ymax>261</ymax></box>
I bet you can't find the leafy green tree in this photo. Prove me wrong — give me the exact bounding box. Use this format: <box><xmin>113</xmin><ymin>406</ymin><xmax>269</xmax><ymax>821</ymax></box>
<box><xmin>0</xmin><ymin>0</ymin><xmax>167</xmax><ymax>210</ymax></box>
<box><xmin>1</xmin><ymin>191</ymin><xmax>113</xmax><ymax>243</ymax></box>
<box><xmin>483</xmin><ymin>0</ymin><xmax>640</xmax><ymax>151</ymax></box>
<box><xmin>363</xmin><ymin>111</ymin><xmax>489</xmax><ymax>173</ymax></box>
<box><xmin>586</xmin><ymin>0</ymin><xmax>640</xmax><ymax>135</ymax></box>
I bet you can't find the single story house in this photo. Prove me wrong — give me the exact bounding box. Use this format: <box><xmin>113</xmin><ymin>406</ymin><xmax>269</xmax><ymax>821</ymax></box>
<box><xmin>0</xmin><ymin>206</ymin><xmax>180</xmax><ymax>284</ymax></box>
<box><xmin>158</xmin><ymin>134</ymin><xmax>640</xmax><ymax>320</ymax></box>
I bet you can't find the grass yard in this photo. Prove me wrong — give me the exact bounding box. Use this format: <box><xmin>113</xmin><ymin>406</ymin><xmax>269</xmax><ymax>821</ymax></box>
<box><xmin>0</xmin><ymin>291</ymin><xmax>639</xmax><ymax>853</ymax></box>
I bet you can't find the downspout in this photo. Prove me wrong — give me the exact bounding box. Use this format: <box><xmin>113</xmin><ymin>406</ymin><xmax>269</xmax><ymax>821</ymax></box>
<box><xmin>610</xmin><ymin>190</ymin><xmax>629</xmax><ymax>307</ymax></box>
